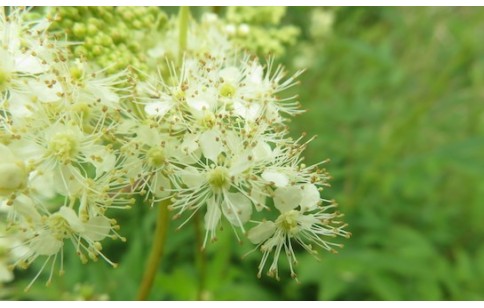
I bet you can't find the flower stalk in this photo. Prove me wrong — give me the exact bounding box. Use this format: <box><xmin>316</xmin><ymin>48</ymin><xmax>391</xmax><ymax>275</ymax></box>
<box><xmin>136</xmin><ymin>201</ymin><xmax>170</xmax><ymax>300</ymax></box>
<box><xmin>136</xmin><ymin>7</ymin><xmax>190</xmax><ymax>301</ymax></box>
<box><xmin>194</xmin><ymin>212</ymin><xmax>207</xmax><ymax>300</ymax></box>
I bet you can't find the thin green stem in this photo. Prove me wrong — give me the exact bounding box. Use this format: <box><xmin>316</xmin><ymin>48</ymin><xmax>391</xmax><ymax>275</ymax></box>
<box><xmin>136</xmin><ymin>201</ymin><xmax>170</xmax><ymax>301</ymax></box>
<box><xmin>194</xmin><ymin>212</ymin><xmax>207</xmax><ymax>300</ymax></box>
<box><xmin>136</xmin><ymin>6</ymin><xmax>190</xmax><ymax>301</ymax></box>
<box><xmin>178</xmin><ymin>6</ymin><xmax>190</xmax><ymax>66</ymax></box>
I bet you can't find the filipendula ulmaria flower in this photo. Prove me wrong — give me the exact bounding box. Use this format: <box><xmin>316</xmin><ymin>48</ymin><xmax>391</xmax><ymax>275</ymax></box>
<box><xmin>1</xmin><ymin>6</ymin><xmax>351</xmax><ymax>286</ymax></box>
<box><xmin>247</xmin><ymin>183</ymin><xmax>351</xmax><ymax>281</ymax></box>
<box><xmin>130</xmin><ymin>51</ymin><xmax>308</xmax><ymax>247</ymax></box>
<box><xmin>0</xmin><ymin>7</ymin><xmax>62</xmax><ymax>119</ymax></box>
<box><xmin>4</xmin><ymin>195</ymin><xmax>121</xmax><ymax>290</ymax></box>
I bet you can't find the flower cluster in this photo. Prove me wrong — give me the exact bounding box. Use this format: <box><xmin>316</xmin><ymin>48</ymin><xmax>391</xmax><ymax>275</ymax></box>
<box><xmin>1</xmin><ymin>6</ymin><xmax>349</xmax><ymax>288</ymax></box>
<box><xmin>0</xmin><ymin>7</ymin><xmax>133</xmax><ymax>289</ymax></box>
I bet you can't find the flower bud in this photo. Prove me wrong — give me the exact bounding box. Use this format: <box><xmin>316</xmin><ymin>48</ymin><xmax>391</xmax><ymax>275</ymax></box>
<box><xmin>0</xmin><ymin>145</ymin><xmax>27</xmax><ymax>195</ymax></box>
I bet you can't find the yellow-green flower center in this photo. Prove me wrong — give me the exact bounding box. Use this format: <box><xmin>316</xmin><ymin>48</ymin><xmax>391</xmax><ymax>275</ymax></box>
<box><xmin>46</xmin><ymin>214</ymin><xmax>73</xmax><ymax>241</ymax></box>
<box><xmin>71</xmin><ymin>102</ymin><xmax>91</xmax><ymax>120</ymax></box>
<box><xmin>147</xmin><ymin>147</ymin><xmax>165</xmax><ymax>167</ymax></box>
<box><xmin>48</xmin><ymin>133</ymin><xmax>80</xmax><ymax>164</ymax></box>
<box><xmin>207</xmin><ymin>166</ymin><xmax>230</xmax><ymax>191</ymax></box>
<box><xmin>200</xmin><ymin>111</ymin><xmax>216</xmax><ymax>129</ymax></box>
<box><xmin>70</xmin><ymin>65</ymin><xmax>84</xmax><ymax>81</ymax></box>
<box><xmin>276</xmin><ymin>210</ymin><xmax>300</xmax><ymax>235</ymax></box>
<box><xmin>219</xmin><ymin>83</ymin><xmax>236</xmax><ymax>98</ymax></box>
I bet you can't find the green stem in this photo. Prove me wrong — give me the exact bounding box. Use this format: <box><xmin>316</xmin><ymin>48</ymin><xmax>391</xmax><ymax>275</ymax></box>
<box><xmin>194</xmin><ymin>212</ymin><xmax>207</xmax><ymax>300</ymax></box>
<box><xmin>178</xmin><ymin>6</ymin><xmax>190</xmax><ymax>66</ymax></box>
<box><xmin>136</xmin><ymin>6</ymin><xmax>189</xmax><ymax>301</ymax></box>
<box><xmin>136</xmin><ymin>201</ymin><xmax>170</xmax><ymax>301</ymax></box>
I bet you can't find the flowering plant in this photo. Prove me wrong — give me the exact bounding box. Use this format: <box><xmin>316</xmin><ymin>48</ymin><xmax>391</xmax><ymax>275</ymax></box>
<box><xmin>0</xmin><ymin>6</ymin><xmax>349</xmax><ymax>299</ymax></box>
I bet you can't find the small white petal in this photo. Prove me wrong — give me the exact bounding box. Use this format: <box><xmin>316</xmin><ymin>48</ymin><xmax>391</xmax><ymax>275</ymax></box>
<box><xmin>222</xmin><ymin>192</ymin><xmax>252</xmax><ymax>226</ymax></box>
<box><xmin>83</xmin><ymin>216</ymin><xmax>111</xmax><ymax>241</ymax></box>
<box><xmin>11</xmin><ymin>195</ymin><xmax>41</xmax><ymax>222</ymax></box>
<box><xmin>53</xmin><ymin>166</ymin><xmax>83</xmax><ymax>196</ymax></box>
<box><xmin>247</xmin><ymin>64</ymin><xmax>263</xmax><ymax>85</ymax></box>
<box><xmin>247</xmin><ymin>221</ymin><xmax>276</xmax><ymax>244</ymax></box>
<box><xmin>30</xmin><ymin>231</ymin><xmax>63</xmax><ymax>256</ymax></box>
<box><xmin>262</xmin><ymin>170</ymin><xmax>289</xmax><ymax>187</ymax></box>
<box><xmin>84</xmin><ymin>146</ymin><xmax>115</xmax><ymax>174</ymax></box>
<box><xmin>186</xmin><ymin>95</ymin><xmax>211</xmax><ymax>113</ymax></box>
<box><xmin>6</xmin><ymin>92</ymin><xmax>33</xmax><ymax>118</ymax></box>
<box><xmin>224</xmin><ymin>130</ymin><xmax>242</xmax><ymax>153</ymax></box>
<box><xmin>250</xmin><ymin>188</ymin><xmax>267</xmax><ymax>212</ymax></box>
<box><xmin>180</xmin><ymin>133</ymin><xmax>200</xmax><ymax>154</ymax></box>
<box><xmin>274</xmin><ymin>186</ymin><xmax>303</xmax><ymax>213</ymax></box>
<box><xmin>144</xmin><ymin>101</ymin><xmax>173</xmax><ymax>117</ymax></box>
<box><xmin>180</xmin><ymin>166</ymin><xmax>205</xmax><ymax>187</ymax></box>
<box><xmin>27</xmin><ymin>79</ymin><xmax>61</xmax><ymax>102</ymax></box>
<box><xmin>219</xmin><ymin>66</ymin><xmax>241</xmax><ymax>84</ymax></box>
<box><xmin>151</xmin><ymin>173</ymin><xmax>171</xmax><ymax>198</ymax></box>
<box><xmin>230</xmin><ymin>150</ymin><xmax>252</xmax><ymax>176</ymax></box>
<box><xmin>199</xmin><ymin>130</ymin><xmax>222</xmax><ymax>162</ymax></box>
<box><xmin>233</xmin><ymin>101</ymin><xmax>261</xmax><ymax>121</ymax></box>
<box><xmin>59</xmin><ymin>207</ymin><xmax>84</xmax><ymax>233</ymax></box>
<box><xmin>298</xmin><ymin>213</ymin><xmax>319</xmax><ymax>229</ymax></box>
<box><xmin>299</xmin><ymin>184</ymin><xmax>320</xmax><ymax>212</ymax></box>
<box><xmin>14</xmin><ymin>54</ymin><xmax>47</xmax><ymax>74</ymax></box>
<box><xmin>8</xmin><ymin>140</ymin><xmax>41</xmax><ymax>162</ymax></box>
<box><xmin>88</xmin><ymin>84</ymin><xmax>119</xmax><ymax>106</ymax></box>
<box><xmin>136</xmin><ymin>125</ymin><xmax>160</xmax><ymax>146</ymax></box>
<box><xmin>204</xmin><ymin>197</ymin><xmax>221</xmax><ymax>231</ymax></box>
<box><xmin>252</xmin><ymin>141</ymin><xmax>272</xmax><ymax>161</ymax></box>
<box><xmin>29</xmin><ymin>170</ymin><xmax>56</xmax><ymax>199</ymax></box>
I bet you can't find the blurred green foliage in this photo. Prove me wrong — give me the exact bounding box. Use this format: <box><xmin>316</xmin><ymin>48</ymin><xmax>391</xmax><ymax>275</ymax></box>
<box><xmin>4</xmin><ymin>7</ymin><xmax>484</xmax><ymax>300</ymax></box>
<box><xmin>288</xmin><ymin>6</ymin><xmax>484</xmax><ymax>300</ymax></box>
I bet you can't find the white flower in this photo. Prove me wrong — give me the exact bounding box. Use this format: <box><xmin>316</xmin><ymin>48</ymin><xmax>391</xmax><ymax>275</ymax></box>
<box><xmin>65</xmin><ymin>60</ymin><xmax>124</xmax><ymax>110</ymax></box>
<box><xmin>173</xmin><ymin>161</ymin><xmax>254</xmax><ymax>246</ymax></box>
<box><xmin>119</xmin><ymin>123</ymin><xmax>180</xmax><ymax>205</ymax></box>
<box><xmin>0</xmin><ymin>7</ymin><xmax>132</xmax><ymax>289</ymax></box>
<box><xmin>10</xmin><ymin>122</ymin><xmax>116</xmax><ymax>193</ymax></box>
<box><xmin>7</xmin><ymin>196</ymin><xmax>121</xmax><ymax>289</ymax></box>
<box><xmin>247</xmin><ymin>185</ymin><xmax>350</xmax><ymax>280</ymax></box>
<box><xmin>0</xmin><ymin>6</ymin><xmax>351</xmax><ymax>288</ymax></box>
<box><xmin>170</xmin><ymin>133</ymin><xmax>271</xmax><ymax>246</ymax></box>
<box><xmin>0</xmin><ymin>8</ymin><xmax>61</xmax><ymax>119</ymax></box>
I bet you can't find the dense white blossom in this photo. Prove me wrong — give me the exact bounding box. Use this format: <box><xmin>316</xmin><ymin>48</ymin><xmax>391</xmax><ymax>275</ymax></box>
<box><xmin>0</xmin><ymin>6</ymin><xmax>349</xmax><ymax>288</ymax></box>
